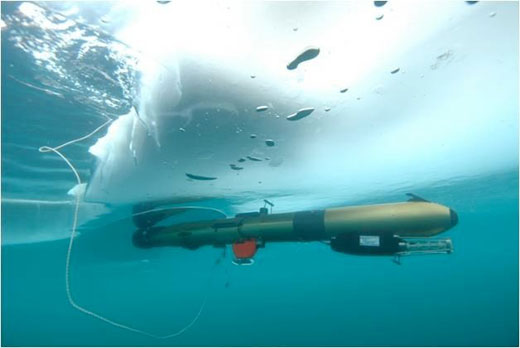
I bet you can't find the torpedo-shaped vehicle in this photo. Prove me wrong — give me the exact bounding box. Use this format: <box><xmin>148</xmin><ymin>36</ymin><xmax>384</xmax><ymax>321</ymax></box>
<box><xmin>132</xmin><ymin>194</ymin><xmax>458</xmax><ymax>264</ymax></box>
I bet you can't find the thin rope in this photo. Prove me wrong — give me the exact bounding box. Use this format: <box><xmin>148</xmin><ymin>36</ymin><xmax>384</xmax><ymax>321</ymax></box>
<box><xmin>40</xmin><ymin>119</ymin><xmax>113</xmax><ymax>152</ymax></box>
<box><xmin>133</xmin><ymin>205</ymin><xmax>227</xmax><ymax>220</ymax></box>
<box><xmin>39</xmin><ymin>121</ymin><xmax>212</xmax><ymax>339</ymax></box>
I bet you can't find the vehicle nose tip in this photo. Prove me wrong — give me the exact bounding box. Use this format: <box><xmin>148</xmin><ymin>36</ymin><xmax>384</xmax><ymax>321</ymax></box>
<box><xmin>449</xmin><ymin>208</ymin><xmax>458</xmax><ymax>227</ymax></box>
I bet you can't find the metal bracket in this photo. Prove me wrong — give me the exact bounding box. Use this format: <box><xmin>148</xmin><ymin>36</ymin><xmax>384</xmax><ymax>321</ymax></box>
<box><xmin>232</xmin><ymin>258</ymin><xmax>255</xmax><ymax>266</ymax></box>
<box><xmin>263</xmin><ymin>199</ymin><xmax>274</xmax><ymax>213</ymax></box>
<box><xmin>397</xmin><ymin>237</ymin><xmax>453</xmax><ymax>256</ymax></box>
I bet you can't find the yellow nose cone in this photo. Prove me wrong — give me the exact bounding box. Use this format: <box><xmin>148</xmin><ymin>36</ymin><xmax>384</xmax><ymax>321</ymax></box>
<box><xmin>324</xmin><ymin>202</ymin><xmax>457</xmax><ymax>237</ymax></box>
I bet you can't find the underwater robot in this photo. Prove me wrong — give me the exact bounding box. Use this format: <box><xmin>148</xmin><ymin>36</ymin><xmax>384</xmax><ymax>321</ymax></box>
<box><xmin>133</xmin><ymin>194</ymin><xmax>458</xmax><ymax>264</ymax></box>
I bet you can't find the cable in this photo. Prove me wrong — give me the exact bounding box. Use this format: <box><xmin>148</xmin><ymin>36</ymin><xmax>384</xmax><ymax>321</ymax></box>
<box><xmin>39</xmin><ymin>119</ymin><xmax>113</xmax><ymax>153</ymax></box>
<box><xmin>39</xmin><ymin>120</ymin><xmax>212</xmax><ymax>339</ymax></box>
<box><xmin>132</xmin><ymin>205</ymin><xmax>228</xmax><ymax>222</ymax></box>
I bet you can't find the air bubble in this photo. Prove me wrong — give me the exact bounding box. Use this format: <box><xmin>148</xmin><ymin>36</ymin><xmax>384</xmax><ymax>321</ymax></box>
<box><xmin>247</xmin><ymin>155</ymin><xmax>263</xmax><ymax>162</ymax></box>
<box><xmin>287</xmin><ymin>47</ymin><xmax>320</xmax><ymax>70</ymax></box>
<box><xmin>287</xmin><ymin>107</ymin><xmax>315</xmax><ymax>121</ymax></box>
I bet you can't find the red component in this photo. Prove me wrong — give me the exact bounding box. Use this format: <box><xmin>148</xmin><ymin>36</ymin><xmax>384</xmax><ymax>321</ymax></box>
<box><xmin>232</xmin><ymin>239</ymin><xmax>257</xmax><ymax>259</ymax></box>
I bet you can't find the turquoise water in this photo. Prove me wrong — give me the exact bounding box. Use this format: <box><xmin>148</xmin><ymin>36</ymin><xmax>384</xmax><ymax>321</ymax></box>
<box><xmin>2</xmin><ymin>1</ymin><xmax>518</xmax><ymax>346</ymax></box>
<box><xmin>2</xmin><ymin>173</ymin><xmax>518</xmax><ymax>346</ymax></box>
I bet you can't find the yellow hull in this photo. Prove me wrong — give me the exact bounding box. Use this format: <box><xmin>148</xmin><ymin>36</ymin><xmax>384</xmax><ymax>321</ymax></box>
<box><xmin>133</xmin><ymin>200</ymin><xmax>458</xmax><ymax>256</ymax></box>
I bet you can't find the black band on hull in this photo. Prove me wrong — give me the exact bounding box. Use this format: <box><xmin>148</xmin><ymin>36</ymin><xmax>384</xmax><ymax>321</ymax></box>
<box><xmin>293</xmin><ymin>210</ymin><xmax>326</xmax><ymax>241</ymax></box>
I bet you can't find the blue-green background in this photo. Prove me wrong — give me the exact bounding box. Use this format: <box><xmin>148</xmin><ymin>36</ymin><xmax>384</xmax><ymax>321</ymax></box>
<box><xmin>1</xmin><ymin>1</ymin><xmax>518</xmax><ymax>346</ymax></box>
